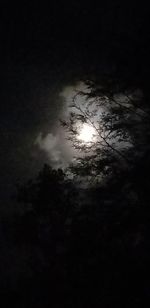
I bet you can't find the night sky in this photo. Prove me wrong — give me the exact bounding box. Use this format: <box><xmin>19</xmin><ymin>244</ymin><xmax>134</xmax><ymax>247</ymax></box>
<box><xmin>1</xmin><ymin>2</ymin><xmax>150</xmax><ymax>306</ymax></box>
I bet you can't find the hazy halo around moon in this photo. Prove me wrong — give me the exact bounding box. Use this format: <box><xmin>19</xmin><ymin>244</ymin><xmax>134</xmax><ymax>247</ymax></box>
<box><xmin>77</xmin><ymin>123</ymin><xmax>96</xmax><ymax>143</ymax></box>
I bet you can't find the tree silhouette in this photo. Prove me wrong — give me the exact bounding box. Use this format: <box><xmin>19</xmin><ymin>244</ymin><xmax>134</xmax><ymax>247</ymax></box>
<box><xmin>17</xmin><ymin>163</ymin><xmax>76</xmax><ymax>216</ymax></box>
<box><xmin>10</xmin><ymin>149</ymin><xmax>150</xmax><ymax>307</ymax></box>
<box><xmin>61</xmin><ymin>74</ymin><xmax>150</xmax><ymax>182</ymax></box>
<box><xmin>10</xmin><ymin>164</ymin><xmax>80</xmax><ymax>306</ymax></box>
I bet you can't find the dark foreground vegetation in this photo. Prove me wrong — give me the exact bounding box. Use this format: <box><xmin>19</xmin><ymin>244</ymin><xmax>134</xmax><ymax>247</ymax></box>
<box><xmin>0</xmin><ymin>153</ymin><xmax>150</xmax><ymax>307</ymax></box>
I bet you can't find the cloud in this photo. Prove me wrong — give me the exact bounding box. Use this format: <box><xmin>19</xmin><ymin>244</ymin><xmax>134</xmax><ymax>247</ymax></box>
<box><xmin>34</xmin><ymin>82</ymin><xmax>93</xmax><ymax>169</ymax></box>
<box><xmin>33</xmin><ymin>84</ymin><xmax>85</xmax><ymax>170</ymax></box>
<box><xmin>34</xmin><ymin>132</ymin><xmax>72</xmax><ymax>169</ymax></box>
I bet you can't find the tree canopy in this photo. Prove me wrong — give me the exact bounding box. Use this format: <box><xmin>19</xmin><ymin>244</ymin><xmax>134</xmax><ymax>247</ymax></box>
<box><xmin>61</xmin><ymin>74</ymin><xmax>150</xmax><ymax>183</ymax></box>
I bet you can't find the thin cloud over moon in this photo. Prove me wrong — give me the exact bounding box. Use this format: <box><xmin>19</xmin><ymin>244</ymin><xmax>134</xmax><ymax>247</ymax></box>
<box><xmin>34</xmin><ymin>82</ymin><xmax>87</xmax><ymax>169</ymax></box>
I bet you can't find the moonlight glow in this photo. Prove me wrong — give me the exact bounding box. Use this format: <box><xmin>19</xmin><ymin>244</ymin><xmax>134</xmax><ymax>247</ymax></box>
<box><xmin>78</xmin><ymin>123</ymin><xmax>96</xmax><ymax>143</ymax></box>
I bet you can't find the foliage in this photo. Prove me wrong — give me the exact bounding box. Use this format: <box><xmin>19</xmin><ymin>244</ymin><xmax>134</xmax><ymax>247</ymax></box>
<box><xmin>61</xmin><ymin>75</ymin><xmax>150</xmax><ymax>181</ymax></box>
<box><xmin>7</xmin><ymin>157</ymin><xmax>150</xmax><ymax>307</ymax></box>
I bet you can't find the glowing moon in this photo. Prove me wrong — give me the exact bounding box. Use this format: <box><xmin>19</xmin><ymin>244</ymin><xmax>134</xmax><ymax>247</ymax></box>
<box><xmin>78</xmin><ymin>123</ymin><xmax>96</xmax><ymax>143</ymax></box>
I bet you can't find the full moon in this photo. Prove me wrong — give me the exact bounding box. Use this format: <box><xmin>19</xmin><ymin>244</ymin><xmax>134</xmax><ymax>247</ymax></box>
<box><xmin>78</xmin><ymin>123</ymin><xmax>96</xmax><ymax>143</ymax></box>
